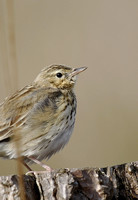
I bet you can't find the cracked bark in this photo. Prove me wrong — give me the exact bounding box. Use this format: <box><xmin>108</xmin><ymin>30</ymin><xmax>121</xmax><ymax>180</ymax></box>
<box><xmin>0</xmin><ymin>161</ymin><xmax>137</xmax><ymax>200</ymax></box>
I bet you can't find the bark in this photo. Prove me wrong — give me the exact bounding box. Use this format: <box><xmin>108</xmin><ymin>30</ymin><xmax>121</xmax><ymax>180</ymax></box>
<box><xmin>0</xmin><ymin>161</ymin><xmax>137</xmax><ymax>200</ymax></box>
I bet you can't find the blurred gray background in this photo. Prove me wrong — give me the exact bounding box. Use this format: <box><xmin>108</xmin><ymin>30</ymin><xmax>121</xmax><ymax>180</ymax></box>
<box><xmin>0</xmin><ymin>0</ymin><xmax>137</xmax><ymax>175</ymax></box>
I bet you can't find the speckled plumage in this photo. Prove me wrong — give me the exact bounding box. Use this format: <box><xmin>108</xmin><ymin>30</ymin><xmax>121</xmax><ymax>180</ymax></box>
<box><xmin>0</xmin><ymin>64</ymin><xmax>87</xmax><ymax>166</ymax></box>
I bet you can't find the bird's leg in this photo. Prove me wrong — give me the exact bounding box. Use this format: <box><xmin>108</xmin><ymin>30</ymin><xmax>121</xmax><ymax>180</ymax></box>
<box><xmin>24</xmin><ymin>156</ymin><xmax>53</xmax><ymax>175</ymax></box>
<box><xmin>28</xmin><ymin>156</ymin><xmax>52</xmax><ymax>171</ymax></box>
<box><xmin>22</xmin><ymin>160</ymin><xmax>33</xmax><ymax>171</ymax></box>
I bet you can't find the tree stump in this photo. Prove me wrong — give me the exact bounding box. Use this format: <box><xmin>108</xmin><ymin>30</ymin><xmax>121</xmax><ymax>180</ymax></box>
<box><xmin>0</xmin><ymin>161</ymin><xmax>137</xmax><ymax>200</ymax></box>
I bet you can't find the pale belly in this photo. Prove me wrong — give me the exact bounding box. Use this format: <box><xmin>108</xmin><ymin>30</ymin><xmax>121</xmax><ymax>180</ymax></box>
<box><xmin>37</xmin><ymin>122</ymin><xmax>75</xmax><ymax>161</ymax></box>
<box><xmin>23</xmin><ymin>102</ymin><xmax>76</xmax><ymax>162</ymax></box>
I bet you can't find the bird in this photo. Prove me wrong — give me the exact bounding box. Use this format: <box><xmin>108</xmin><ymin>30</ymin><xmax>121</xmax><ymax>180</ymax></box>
<box><xmin>0</xmin><ymin>64</ymin><xmax>87</xmax><ymax>170</ymax></box>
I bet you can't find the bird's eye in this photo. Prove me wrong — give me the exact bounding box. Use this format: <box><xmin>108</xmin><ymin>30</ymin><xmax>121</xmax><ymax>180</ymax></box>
<box><xmin>56</xmin><ymin>72</ymin><xmax>63</xmax><ymax>78</ymax></box>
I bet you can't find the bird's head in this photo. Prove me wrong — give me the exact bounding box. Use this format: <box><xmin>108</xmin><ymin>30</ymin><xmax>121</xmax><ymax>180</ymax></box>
<box><xmin>34</xmin><ymin>65</ymin><xmax>87</xmax><ymax>90</ymax></box>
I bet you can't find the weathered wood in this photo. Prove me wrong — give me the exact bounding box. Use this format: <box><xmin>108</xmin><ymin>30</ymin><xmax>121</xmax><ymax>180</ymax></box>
<box><xmin>0</xmin><ymin>161</ymin><xmax>137</xmax><ymax>200</ymax></box>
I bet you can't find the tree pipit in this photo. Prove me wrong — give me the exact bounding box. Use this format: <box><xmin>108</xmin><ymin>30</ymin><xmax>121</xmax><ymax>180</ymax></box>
<box><xmin>0</xmin><ymin>64</ymin><xmax>87</xmax><ymax>171</ymax></box>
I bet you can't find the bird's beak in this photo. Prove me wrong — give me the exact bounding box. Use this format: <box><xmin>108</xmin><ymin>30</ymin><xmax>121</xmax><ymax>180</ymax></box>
<box><xmin>70</xmin><ymin>67</ymin><xmax>87</xmax><ymax>77</ymax></box>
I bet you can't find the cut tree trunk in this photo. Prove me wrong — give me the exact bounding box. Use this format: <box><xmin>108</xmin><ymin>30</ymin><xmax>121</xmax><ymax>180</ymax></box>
<box><xmin>0</xmin><ymin>161</ymin><xmax>137</xmax><ymax>200</ymax></box>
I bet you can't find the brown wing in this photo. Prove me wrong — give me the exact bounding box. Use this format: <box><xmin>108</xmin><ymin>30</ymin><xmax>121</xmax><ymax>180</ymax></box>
<box><xmin>0</xmin><ymin>85</ymin><xmax>38</xmax><ymax>141</ymax></box>
<box><xmin>0</xmin><ymin>84</ymin><xmax>62</xmax><ymax>143</ymax></box>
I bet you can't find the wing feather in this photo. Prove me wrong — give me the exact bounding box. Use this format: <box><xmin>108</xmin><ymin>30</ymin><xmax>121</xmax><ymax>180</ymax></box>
<box><xmin>0</xmin><ymin>85</ymin><xmax>39</xmax><ymax>141</ymax></box>
<box><xmin>0</xmin><ymin>85</ymin><xmax>62</xmax><ymax>142</ymax></box>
